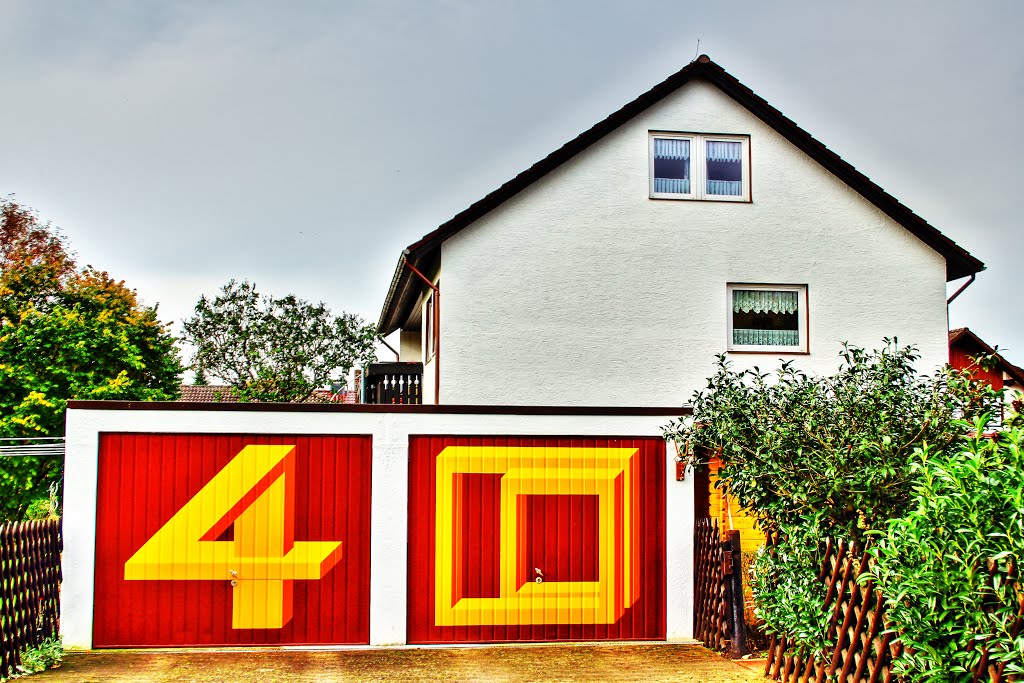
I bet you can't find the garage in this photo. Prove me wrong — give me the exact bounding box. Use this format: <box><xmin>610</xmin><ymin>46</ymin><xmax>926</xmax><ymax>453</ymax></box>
<box><xmin>92</xmin><ymin>433</ymin><xmax>372</xmax><ymax>647</ymax></box>
<box><xmin>407</xmin><ymin>436</ymin><xmax>666</xmax><ymax>643</ymax></box>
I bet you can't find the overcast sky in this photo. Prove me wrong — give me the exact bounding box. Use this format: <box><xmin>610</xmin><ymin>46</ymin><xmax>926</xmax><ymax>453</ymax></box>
<box><xmin>2</xmin><ymin>1</ymin><xmax>1022</xmax><ymax>368</ymax></box>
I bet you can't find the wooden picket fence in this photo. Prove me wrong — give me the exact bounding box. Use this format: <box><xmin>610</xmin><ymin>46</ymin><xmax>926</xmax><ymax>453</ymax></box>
<box><xmin>764</xmin><ymin>538</ymin><xmax>1024</xmax><ymax>683</ymax></box>
<box><xmin>0</xmin><ymin>520</ymin><xmax>62</xmax><ymax>679</ymax></box>
<box><xmin>694</xmin><ymin>517</ymin><xmax>746</xmax><ymax>656</ymax></box>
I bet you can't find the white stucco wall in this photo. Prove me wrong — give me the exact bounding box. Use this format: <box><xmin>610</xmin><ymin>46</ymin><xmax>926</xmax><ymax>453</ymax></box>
<box><xmin>62</xmin><ymin>406</ymin><xmax>692</xmax><ymax>649</ymax></box>
<box><xmin>436</xmin><ymin>80</ymin><xmax>950</xmax><ymax>406</ymax></box>
<box><xmin>421</xmin><ymin>356</ymin><xmax>436</xmax><ymax>404</ymax></box>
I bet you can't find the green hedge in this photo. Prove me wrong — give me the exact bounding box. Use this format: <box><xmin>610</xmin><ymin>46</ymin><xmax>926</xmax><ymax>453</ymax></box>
<box><xmin>870</xmin><ymin>427</ymin><xmax>1024</xmax><ymax>680</ymax></box>
<box><xmin>665</xmin><ymin>340</ymin><xmax>1009</xmax><ymax>669</ymax></box>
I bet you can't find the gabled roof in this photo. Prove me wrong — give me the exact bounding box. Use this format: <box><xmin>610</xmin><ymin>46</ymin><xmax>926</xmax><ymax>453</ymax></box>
<box><xmin>949</xmin><ymin>328</ymin><xmax>1024</xmax><ymax>386</ymax></box>
<box><xmin>379</xmin><ymin>55</ymin><xmax>984</xmax><ymax>335</ymax></box>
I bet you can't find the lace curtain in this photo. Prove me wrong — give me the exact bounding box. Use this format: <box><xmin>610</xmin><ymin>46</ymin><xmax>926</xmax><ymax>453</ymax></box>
<box><xmin>732</xmin><ymin>289</ymin><xmax>799</xmax><ymax>314</ymax></box>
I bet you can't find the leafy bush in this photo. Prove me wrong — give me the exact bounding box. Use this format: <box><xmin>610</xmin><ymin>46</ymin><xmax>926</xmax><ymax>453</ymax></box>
<box><xmin>666</xmin><ymin>341</ymin><xmax>996</xmax><ymax>541</ymax></box>
<box><xmin>740</xmin><ymin>549</ymin><xmax>769</xmax><ymax>652</ymax></box>
<box><xmin>870</xmin><ymin>426</ymin><xmax>1024</xmax><ymax>681</ymax></box>
<box><xmin>747</xmin><ymin>524</ymin><xmax>832</xmax><ymax>658</ymax></box>
<box><xmin>12</xmin><ymin>636</ymin><xmax>63</xmax><ymax>678</ymax></box>
<box><xmin>664</xmin><ymin>340</ymin><xmax>998</xmax><ymax>657</ymax></box>
<box><xmin>23</xmin><ymin>483</ymin><xmax>60</xmax><ymax>521</ymax></box>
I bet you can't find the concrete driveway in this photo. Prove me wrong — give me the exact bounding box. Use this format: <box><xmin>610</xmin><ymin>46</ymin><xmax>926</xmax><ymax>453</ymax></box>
<box><xmin>34</xmin><ymin>643</ymin><xmax>767</xmax><ymax>682</ymax></box>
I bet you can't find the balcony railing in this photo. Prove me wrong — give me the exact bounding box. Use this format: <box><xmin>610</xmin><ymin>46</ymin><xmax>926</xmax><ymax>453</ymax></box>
<box><xmin>363</xmin><ymin>362</ymin><xmax>423</xmax><ymax>404</ymax></box>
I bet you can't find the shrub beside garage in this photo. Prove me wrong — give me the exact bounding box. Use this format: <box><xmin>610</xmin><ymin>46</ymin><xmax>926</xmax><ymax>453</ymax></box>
<box><xmin>666</xmin><ymin>341</ymin><xmax>1022</xmax><ymax>679</ymax></box>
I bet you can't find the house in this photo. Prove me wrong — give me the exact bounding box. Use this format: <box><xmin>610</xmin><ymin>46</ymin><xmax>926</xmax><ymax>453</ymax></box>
<box><xmin>376</xmin><ymin>55</ymin><xmax>982</xmax><ymax>406</ymax></box>
<box><xmin>949</xmin><ymin>327</ymin><xmax>1024</xmax><ymax>424</ymax></box>
<box><xmin>57</xmin><ymin>56</ymin><xmax>991</xmax><ymax>652</ymax></box>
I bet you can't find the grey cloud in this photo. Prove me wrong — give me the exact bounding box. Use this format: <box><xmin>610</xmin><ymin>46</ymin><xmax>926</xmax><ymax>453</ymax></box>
<box><xmin>0</xmin><ymin>0</ymin><xmax>1020</xmax><ymax>357</ymax></box>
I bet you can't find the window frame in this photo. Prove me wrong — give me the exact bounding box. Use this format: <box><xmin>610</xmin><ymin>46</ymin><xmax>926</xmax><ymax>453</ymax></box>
<box><xmin>424</xmin><ymin>293</ymin><xmax>436</xmax><ymax>362</ymax></box>
<box><xmin>649</xmin><ymin>132</ymin><xmax>751</xmax><ymax>202</ymax></box>
<box><xmin>726</xmin><ymin>283</ymin><xmax>808</xmax><ymax>354</ymax></box>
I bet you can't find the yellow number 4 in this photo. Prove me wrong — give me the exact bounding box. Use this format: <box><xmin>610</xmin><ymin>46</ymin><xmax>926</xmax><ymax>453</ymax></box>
<box><xmin>124</xmin><ymin>445</ymin><xmax>343</xmax><ymax>629</ymax></box>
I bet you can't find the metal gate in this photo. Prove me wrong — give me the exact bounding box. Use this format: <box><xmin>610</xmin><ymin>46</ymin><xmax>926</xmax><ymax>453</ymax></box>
<box><xmin>407</xmin><ymin>436</ymin><xmax>665</xmax><ymax>643</ymax></box>
<box><xmin>93</xmin><ymin>433</ymin><xmax>372</xmax><ymax>647</ymax></box>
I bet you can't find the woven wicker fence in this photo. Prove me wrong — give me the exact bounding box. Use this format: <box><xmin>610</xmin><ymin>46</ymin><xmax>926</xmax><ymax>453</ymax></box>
<box><xmin>0</xmin><ymin>520</ymin><xmax>62</xmax><ymax>679</ymax></box>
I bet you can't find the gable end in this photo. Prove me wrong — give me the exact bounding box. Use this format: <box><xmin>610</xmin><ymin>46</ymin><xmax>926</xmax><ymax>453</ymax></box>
<box><xmin>379</xmin><ymin>55</ymin><xmax>983</xmax><ymax>335</ymax></box>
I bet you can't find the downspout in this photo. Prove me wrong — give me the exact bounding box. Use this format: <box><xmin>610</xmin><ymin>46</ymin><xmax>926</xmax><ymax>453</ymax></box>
<box><xmin>401</xmin><ymin>253</ymin><xmax>440</xmax><ymax>405</ymax></box>
<box><xmin>947</xmin><ymin>273</ymin><xmax>976</xmax><ymax>304</ymax></box>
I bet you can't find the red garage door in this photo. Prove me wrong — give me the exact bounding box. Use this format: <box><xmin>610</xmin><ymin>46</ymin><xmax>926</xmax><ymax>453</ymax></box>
<box><xmin>93</xmin><ymin>433</ymin><xmax>371</xmax><ymax>647</ymax></box>
<box><xmin>407</xmin><ymin>436</ymin><xmax>665</xmax><ymax>643</ymax></box>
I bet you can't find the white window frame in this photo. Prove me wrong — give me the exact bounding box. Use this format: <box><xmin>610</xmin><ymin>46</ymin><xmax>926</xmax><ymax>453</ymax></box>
<box><xmin>423</xmin><ymin>292</ymin><xmax>436</xmax><ymax>362</ymax></box>
<box><xmin>726</xmin><ymin>283</ymin><xmax>807</xmax><ymax>353</ymax></box>
<box><xmin>649</xmin><ymin>132</ymin><xmax>750</xmax><ymax>201</ymax></box>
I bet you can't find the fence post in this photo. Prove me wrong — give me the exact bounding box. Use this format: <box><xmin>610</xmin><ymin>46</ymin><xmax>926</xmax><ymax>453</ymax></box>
<box><xmin>726</xmin><ymin>529</ymin><xmax>748</xmax><ymax>658</ymax></box>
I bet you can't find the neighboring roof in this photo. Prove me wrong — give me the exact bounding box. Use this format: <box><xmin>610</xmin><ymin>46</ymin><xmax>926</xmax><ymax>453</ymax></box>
<box><xmin>949</xmin><ymin>327</ymin><xmax>1024</xmax><ymax>386</ymax></box>
<box><xmin>178</xmin><ymin>384</ymin><xmax>240</xmax><ymax>402</ymax></box>
<box><xmin>177</xmin><ymin>385</ymin><xmax>355</xmax><ymax>404</ymax></box>
<box><xmin>378</xmin><ymin>54</ymin><xmax>984</xmax><ymax>336</ymax></box>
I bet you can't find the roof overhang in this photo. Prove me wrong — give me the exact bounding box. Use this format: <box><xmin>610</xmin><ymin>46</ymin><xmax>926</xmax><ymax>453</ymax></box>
<box><xmin>378</xmin><ymin>247</ymin><xmax>440</xmax><ymax>337</ymax></box>
<box><xmin>378</xmin><ymin>55</ymin><xmax>985</xmax><ymax>336</ymax></box>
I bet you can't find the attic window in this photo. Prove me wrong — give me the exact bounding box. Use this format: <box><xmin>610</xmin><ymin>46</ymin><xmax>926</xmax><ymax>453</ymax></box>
<box><xmin>727</xmin><ymin>284</ymin><xmax>807</xmax><ymax>352</ymax></box>
<box><xmin>650</xmin><ymin>133</ymin><xmax>750</xmax><ymax>201</ymax></box>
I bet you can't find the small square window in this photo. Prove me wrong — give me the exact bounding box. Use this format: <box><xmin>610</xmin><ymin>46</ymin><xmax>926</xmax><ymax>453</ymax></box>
<box><xmin>650</xmin><ymin>133</ymin><xmax>749</xmax><ymax>201</ymax></box>
<box><xmin>705</xmin><ymin>140</ymin><xmax>743</xmax><ymax>197</ymax></box>
<box><xmin>727</xmin><ymin>284</ymin><xmax>807</xmax><ymax>352</ymax></box>
<box><xmin>652</xmin><ymin>137</ymin><xmax>692</xmax><ymax>196</ymax></box>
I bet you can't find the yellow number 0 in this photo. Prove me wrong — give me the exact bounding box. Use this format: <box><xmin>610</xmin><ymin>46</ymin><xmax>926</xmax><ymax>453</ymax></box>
<box><xmin>124</xmin><ymin>445</ymin><xmax>343</xmax><ymax>629</ymax></box>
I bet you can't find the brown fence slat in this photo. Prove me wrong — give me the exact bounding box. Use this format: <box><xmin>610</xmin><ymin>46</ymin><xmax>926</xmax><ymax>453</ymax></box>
<box><xmin>693</xmin><ymin>517</ymin><xmax>733</xmax><ymax>653</ymax></box>
<box><xmin>0</xmin><ymin>520</ymin><xmax>62</xmax><ymax>680</ymax></box>
<box><xmin>763</xmin><ymin>535</ymin><xmax>1017</xmax><ymax>683</ymax></box>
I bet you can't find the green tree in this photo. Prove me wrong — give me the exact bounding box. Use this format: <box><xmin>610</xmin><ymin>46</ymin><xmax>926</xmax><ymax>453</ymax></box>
<box><xmin>182</xmin><ymin>279</ymin><xmax>377</xmax><ymax>403</ymax></box>
<box><xmin>0</xmin><ymin>197</ymin><xmax>182</xmax><ymax>520</ymax></box>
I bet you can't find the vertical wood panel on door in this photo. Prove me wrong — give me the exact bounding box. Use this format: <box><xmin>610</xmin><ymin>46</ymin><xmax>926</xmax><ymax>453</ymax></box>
<box><xmin>407</xmin><ymin>436</ymin><xmax>666</xmax><ymax>643</ymax></box>
<box><xmin>93</xmin><ymin>433</ymin><xmax>372</xmax><ymax>647</ymax></box>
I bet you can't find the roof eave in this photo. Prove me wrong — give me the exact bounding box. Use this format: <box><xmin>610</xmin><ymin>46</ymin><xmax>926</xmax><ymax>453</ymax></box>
<box><xmin>377</xmin><ymin>248</ymin><xmax>440</xmax><ymax>337</ymax></box>
<box><xmin>376</xmin><ymin>253</ymin><xmax>408</xmax><ymax>335</ymax></box>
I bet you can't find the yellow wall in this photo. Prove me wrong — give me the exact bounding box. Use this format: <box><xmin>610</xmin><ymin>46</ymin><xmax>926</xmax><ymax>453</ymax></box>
<box><xmin>707</xmin><ymin>459</ymin><xmax>765</xmax><ymax>553</ymax></box>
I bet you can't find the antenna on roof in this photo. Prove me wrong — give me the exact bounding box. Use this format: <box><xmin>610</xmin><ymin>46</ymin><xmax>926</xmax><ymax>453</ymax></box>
<box><xmin>693</xmin><ymin>38</ymin><xmax>701</xmax><ymax>62</ymax></box>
